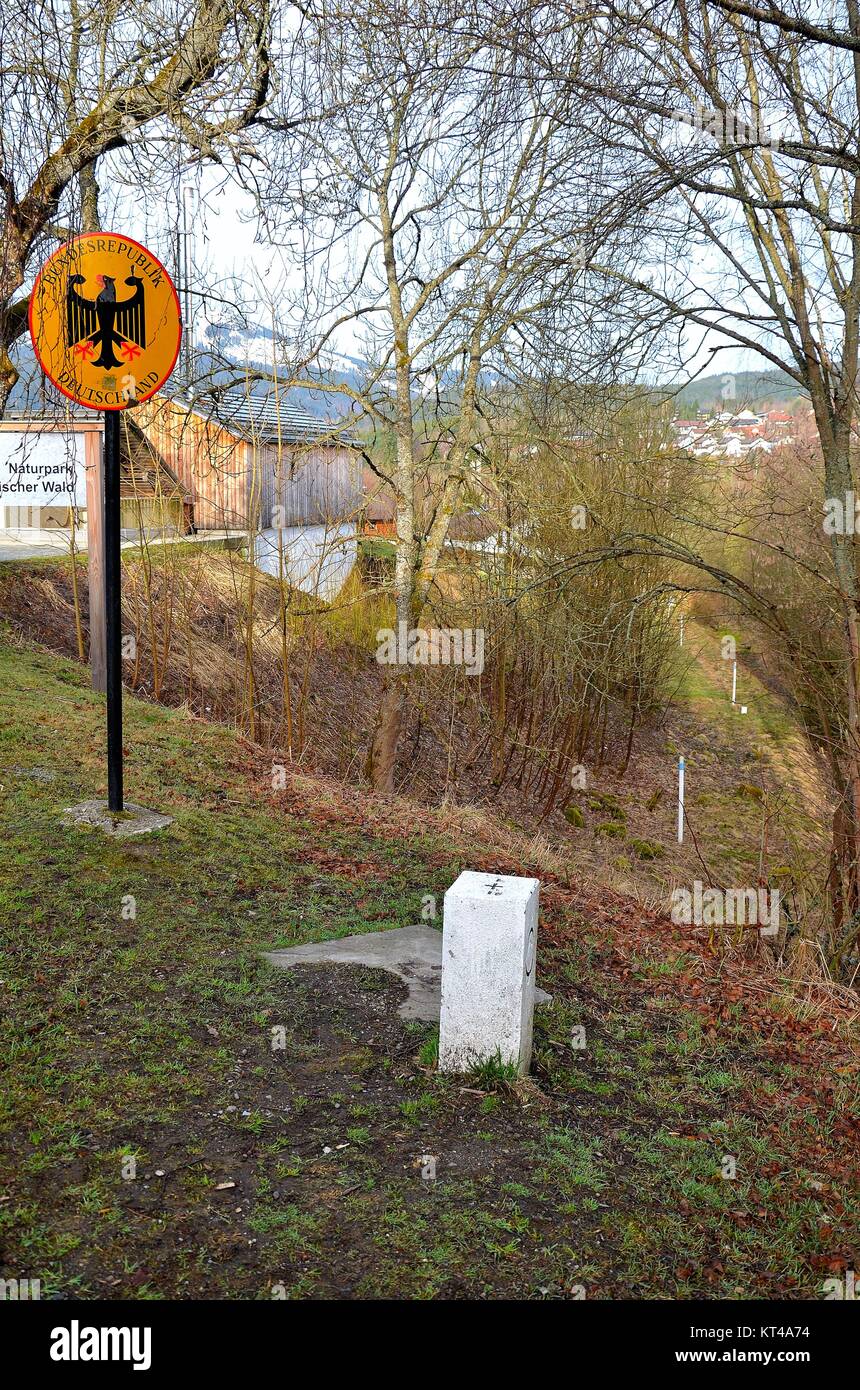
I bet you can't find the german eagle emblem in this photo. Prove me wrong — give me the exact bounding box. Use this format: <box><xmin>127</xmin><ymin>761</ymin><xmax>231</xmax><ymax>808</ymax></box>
<box><xmin>66</xmin><ymin>272</ymin><xmax>146</xmax><ymax>369</ymax></box>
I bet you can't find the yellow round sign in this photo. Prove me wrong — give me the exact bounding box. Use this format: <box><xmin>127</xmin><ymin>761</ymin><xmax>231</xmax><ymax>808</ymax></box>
<box><xmin>29</xmin><ymin>233</ymin><xmax>182</xmax><ymax>411</ymax></box>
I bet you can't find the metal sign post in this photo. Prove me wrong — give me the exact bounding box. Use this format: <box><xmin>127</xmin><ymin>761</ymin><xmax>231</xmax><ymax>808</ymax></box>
<box><xmin>104</xmin><ymin>410</ymin><xmax>123</xmax><ymax>811</ymax></box>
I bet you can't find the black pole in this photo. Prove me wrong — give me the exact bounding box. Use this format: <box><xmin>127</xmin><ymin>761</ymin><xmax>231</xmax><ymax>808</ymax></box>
<box><xmin>104</xmin><ymin>410</ymin><xmax>123</xmax><ymax>812</ymax></box>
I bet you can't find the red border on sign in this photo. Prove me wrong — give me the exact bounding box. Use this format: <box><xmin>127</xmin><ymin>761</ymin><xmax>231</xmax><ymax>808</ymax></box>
<box><xmin>28</xmin><ymin>231</ymin><xmax>183</xmax><ymax>413</ymax></box>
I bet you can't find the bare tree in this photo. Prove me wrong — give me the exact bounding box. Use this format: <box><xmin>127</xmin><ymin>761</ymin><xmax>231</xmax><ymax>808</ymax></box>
<box><xmin>0</xmin><ymin>0</ymin><xmax>273</xmax><ymax>414</ymax></box>
<box><xmin>251</xmin><ymin>0</ymin><xmax>632</xmax><ymax>789</ymax></box>
<box><xmin>509</xmin><ymin>0</ymin><xmax>860</xmax><ymax>960</ymax></box>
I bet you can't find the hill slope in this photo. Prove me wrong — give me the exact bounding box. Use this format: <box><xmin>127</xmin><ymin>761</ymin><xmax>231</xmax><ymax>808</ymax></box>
<box><xmin>0</xmin><ymin>635</ymin><xmax>857</xmax><ymax>1299</ymax></box>
<box><xmin>666</xmin><ymin>369</ymin><xmax>806</xmax><ymax>412</ymax></box>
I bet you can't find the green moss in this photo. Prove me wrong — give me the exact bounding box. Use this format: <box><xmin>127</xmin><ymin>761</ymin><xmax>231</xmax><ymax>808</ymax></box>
<box><xmin>628</xmin><ymin>838</ymin><xmax>665</xmax><ymax>861</ymax></box>
<box><xmin>564</xmin><ymin>805</ymin><xmax>585</xmax><ymax>828</ymax></box>
<box><xmin>358</xmin><ymin>536</ymin><xmax>396</xmax><ymax>561</ymax></box>
<box><xmin>595</xmin><ymin>820</ymin><xmax>625</xmax><ymax>839</ymax></box>
<box><xmin>735</xmin><ymin>782</ymin><xmax>765</xmax><ymax>802</ymax></box>
<box><xmin>588</xmin><ymin>793</ymin><xmax>626</xmax><ymax>822</ymax></box>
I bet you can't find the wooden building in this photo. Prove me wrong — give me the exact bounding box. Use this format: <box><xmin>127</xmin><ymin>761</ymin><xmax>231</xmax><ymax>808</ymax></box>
<box><xmin>133</xmin><ymin>390</ymin><xmax>360</xmax><ymax>534</ymax></box>
<box><xmin>118</xmin><ymin>418</ymin><xmax>189</xmax><ymax>537</ymax></box>
<box><xmin>132</xmin><ymin>389</ymin><xmax>362</xmax><ymax>601</ymax></box>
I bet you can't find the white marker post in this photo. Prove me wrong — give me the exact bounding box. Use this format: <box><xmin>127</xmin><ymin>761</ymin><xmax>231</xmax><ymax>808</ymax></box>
<box><xmin>677</xmin><ymin>756</ymin><xmax>685</xmax><ymax>843</ymax></box>
<box><xmin>731</xmin><ymin>658</ymin><xmax>737</xmax><ymax>706</ymax></box>
<box><xmin>679</xmin><ymin>613</ymin><xmax>685</xmax><ymax>646</ymax></box>
<box><xmin>439</xmin><ymin>871</ymin><xmax>539</xmax><ymax>1076</ymax></box>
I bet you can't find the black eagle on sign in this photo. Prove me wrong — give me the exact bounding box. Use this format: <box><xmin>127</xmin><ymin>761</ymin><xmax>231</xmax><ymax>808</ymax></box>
<box><xmin>66</xmin><ymin>272</ymin><xmax>146</xmax><ymax>369</ymax></box>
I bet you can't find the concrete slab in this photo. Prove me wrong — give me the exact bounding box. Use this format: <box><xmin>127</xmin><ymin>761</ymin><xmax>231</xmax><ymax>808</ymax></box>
<box><xmin>263</xmin><ymin>924</ymin><xmax>552</xmax><ymax>1023</ymax></box>
<box><xmin>8</xmin><ymin>766</ymin><xmax>57</xmax><ymax>783</ymax></box>
<box><xmin>0</xmin><ymin>529</ymin><xmax>247</xmax><ymax>563</ymax></box>
<box><xmin>62</xmin><ymin>800</ymin><xmax>173</xmax><ymax>837</ymax></box>
<box><xmin>0</xmin><ymin>538</ymin><xmax>82</xmax><ymax>562</ymax></box>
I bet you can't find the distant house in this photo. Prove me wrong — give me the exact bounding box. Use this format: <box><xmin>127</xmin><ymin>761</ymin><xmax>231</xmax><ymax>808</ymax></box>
<box><xmin>361</xmin><ymin>461</ymin><xmax>396</xmax><ymax>539</ymax></box>
<box><xmin>763</xmin><ymin>409</ymin><xmax>794</xmax><ymax>439</ymax></box>
<box><xmin>134</xmin><ymin>390</ymin><xmax>362</xmax><ymax>600</ymax></box>
<box><xmin>359</xmin><ymin>431</ymin><xmax>492</xmax><ymax>548</ymax></box>
<box><xmin>446</xmin><ymin>511</ymin><xmax>500</xmax><ymax>550</ymax></box>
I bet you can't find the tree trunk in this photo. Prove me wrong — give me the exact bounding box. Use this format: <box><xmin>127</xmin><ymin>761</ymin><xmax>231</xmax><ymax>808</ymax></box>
<box><xmin>820</xmin><ymin>420</ymin><xmax>860</xmax><ymax>969</ymax></box>
<box><xmin>0</xmin><ymin>248</ymin><xmax>27</xmax><ymax>418</ymax></box>
<box><xmin>367</xmin><ymin>671</ymin><xmax>407</xmax><ymax>794</ymax></box>
<box><xmin>0</xmin><ymin>362</ymin><xmax>15</xmax><ymax>418</ymax></box>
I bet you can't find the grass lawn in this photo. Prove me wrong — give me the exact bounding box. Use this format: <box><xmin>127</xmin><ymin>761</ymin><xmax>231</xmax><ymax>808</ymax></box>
<box><xmin>0</xmin><ymin>634</ymin><xmax>857</xmax><ymax>1299</ymax></box>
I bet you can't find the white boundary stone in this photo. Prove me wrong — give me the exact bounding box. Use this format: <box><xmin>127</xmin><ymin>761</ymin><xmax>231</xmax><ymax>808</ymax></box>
<box><xmin>438</xmin><ymin>870</ymin><xmax>540</xmax><ymax>1075</ymax></box>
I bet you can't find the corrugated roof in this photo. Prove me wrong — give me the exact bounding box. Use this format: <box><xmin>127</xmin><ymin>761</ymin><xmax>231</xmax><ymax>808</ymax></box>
<box><xmin>121</xmin><ymin>421</ymin><xmax>189</xmax><ymax>500</ymax></box>
<box><xmin>175</xmin><ymin>390</ymin><xmax>353</xmax><ymax>446</ymax></box>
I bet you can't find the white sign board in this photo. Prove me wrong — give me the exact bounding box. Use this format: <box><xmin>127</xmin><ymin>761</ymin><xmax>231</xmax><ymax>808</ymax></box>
<box><xmin>0</xmin><ymin>430</ymin><xmax>87</xmax><ymax>508</ymax></box>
